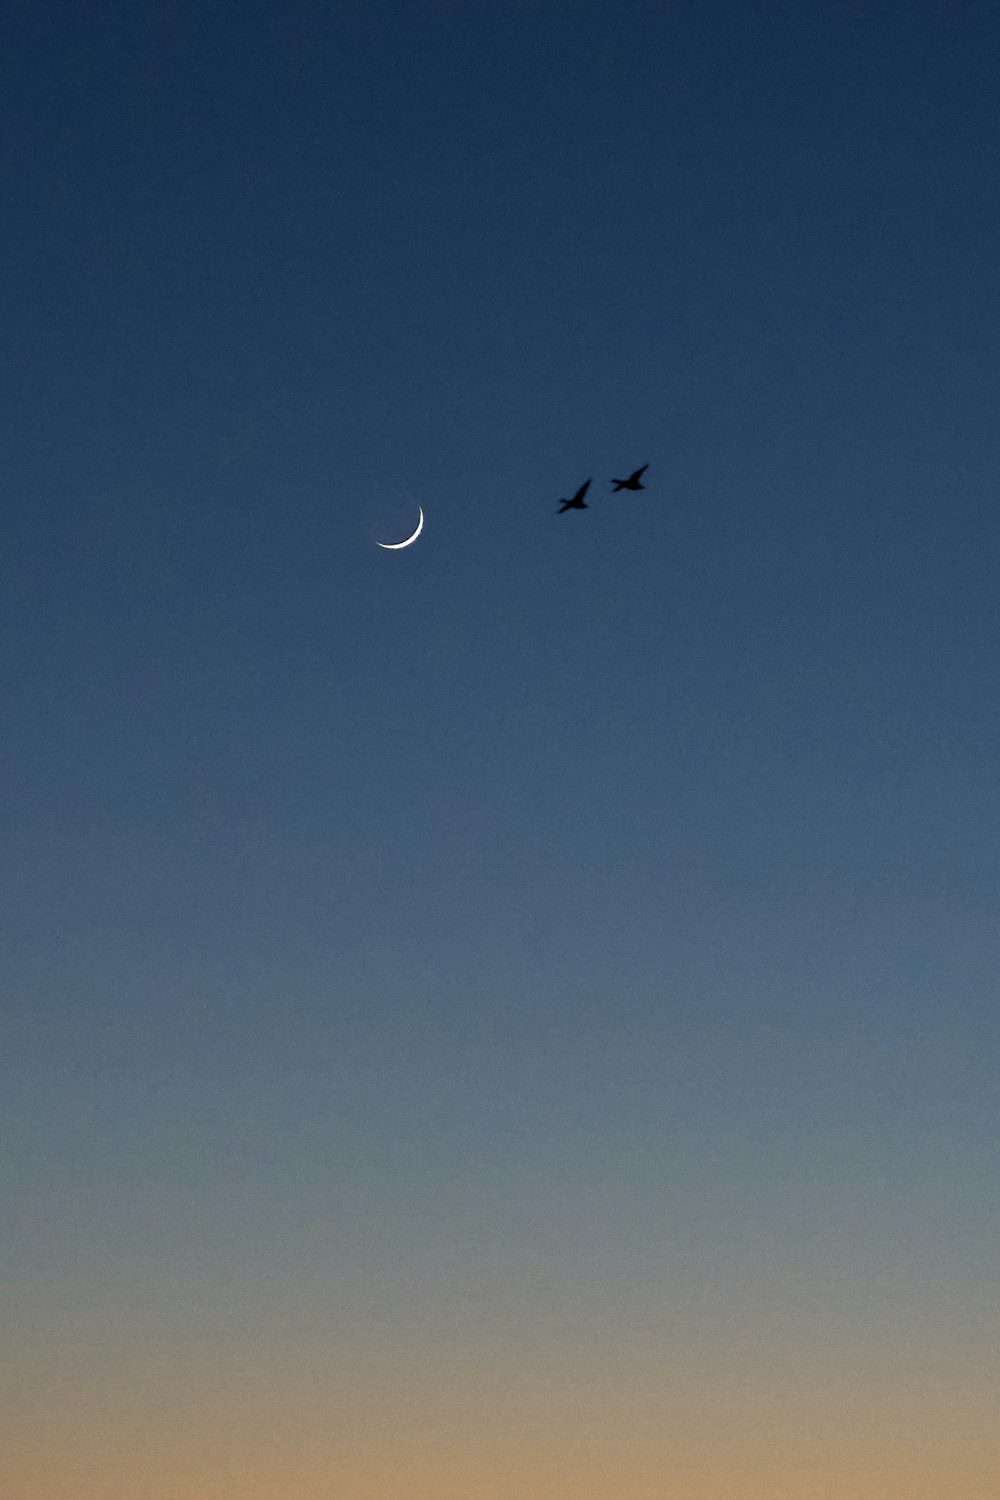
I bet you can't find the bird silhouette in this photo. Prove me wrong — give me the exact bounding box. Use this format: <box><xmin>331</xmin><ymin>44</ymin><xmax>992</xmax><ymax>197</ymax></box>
<box><xmin>558</xmin><ymin>478</ymin><xmax>591</xmax><ymax>513</ymax></box>
<box><xmin>610</xmin><ymin>464</ymin><xmax>648</xmax><ymax>492</ymax></box>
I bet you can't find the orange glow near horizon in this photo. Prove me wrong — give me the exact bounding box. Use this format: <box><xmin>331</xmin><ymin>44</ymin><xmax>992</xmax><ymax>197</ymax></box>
<box><xmin>6</xmin><ymin>1286</ymin><xmax>998</xmax><ymax>1499</ymax></box>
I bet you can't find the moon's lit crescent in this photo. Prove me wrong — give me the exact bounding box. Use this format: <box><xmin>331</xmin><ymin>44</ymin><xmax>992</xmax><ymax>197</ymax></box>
<box><xmin>377</xmin><ymin>508</ymin><xmax>424</xmax><ymax>550</ymax></box>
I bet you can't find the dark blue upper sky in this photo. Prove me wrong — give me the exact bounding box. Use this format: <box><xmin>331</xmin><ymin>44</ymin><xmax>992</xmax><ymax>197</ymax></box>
<box><xmin>3</xmin><ymin>0</ymin><xmax>999</xmax><ymax>1342</ymax></box>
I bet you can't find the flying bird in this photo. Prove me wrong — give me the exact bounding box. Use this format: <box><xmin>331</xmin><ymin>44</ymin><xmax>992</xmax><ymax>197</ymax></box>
<box><xmin>610</xmin><ymin>464</ymin><xmax>649</xmax><ymax>492</ymax></box>
<box><xmin>558</xmin><ymin>478</ymin><xmax>591</xmax><ymax>513</ymax></box>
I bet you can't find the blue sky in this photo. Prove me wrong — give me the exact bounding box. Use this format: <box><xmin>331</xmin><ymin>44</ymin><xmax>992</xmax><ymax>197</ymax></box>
<box><xmin>3</xmin><ymin>3</ymin><xmax>999</xmax><ymax>1495</ymax></box>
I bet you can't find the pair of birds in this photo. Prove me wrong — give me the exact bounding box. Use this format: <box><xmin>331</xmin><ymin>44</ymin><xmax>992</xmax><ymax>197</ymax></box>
<box><xmin>557</xmin><ymin>464</ymin><xmax>648</xmax><ymax>513</ymax></box>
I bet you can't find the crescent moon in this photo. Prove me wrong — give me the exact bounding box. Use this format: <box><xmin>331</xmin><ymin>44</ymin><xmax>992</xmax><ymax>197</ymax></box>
<box><xmin>376</xmin><ymin>508</ymin><xmax>424</xmax><ymax>550</ymax></box>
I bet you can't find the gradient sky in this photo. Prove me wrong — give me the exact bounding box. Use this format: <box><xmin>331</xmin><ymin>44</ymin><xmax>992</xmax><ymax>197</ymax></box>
<box><xmin>3</xmin><ymin>2</ymin><xmax>1000</xmax><ymax>1496</ymax></box>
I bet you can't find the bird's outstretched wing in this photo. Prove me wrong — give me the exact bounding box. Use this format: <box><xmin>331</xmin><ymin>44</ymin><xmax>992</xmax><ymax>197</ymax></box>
<box><xmin>632</xmin><ymin>464</ymin><xmax>649</xmax><ymax>481</ymax></box>
<box><xmin>573</xmin><ymin>478</ymin><xmax>591</xmax><ymax>502</ymax></box>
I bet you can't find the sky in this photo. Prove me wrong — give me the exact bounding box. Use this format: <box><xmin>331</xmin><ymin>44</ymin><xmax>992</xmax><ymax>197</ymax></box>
<box><xmin>2</xmin><ymin>1</ymin><xmax>999</xmax><ymax>1495</ymax></box>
